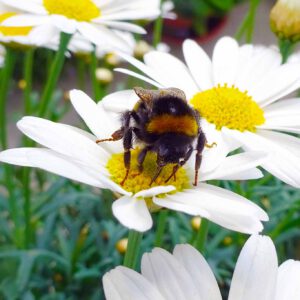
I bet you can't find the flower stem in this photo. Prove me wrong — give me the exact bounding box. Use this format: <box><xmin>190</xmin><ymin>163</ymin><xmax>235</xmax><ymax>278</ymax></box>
<box><xmin>153</xmin><ymin>0</ymin><xmax>164</xmax><ymax>48</ymax></box>
<box><xmin>38</xmin><ymin>32</ymin><xmax>72</xmax><ymax>117</ymax></box>
<box><xmin>123</xmin><ymin>230</ymin><xmax>143</xmax><ymax>269</ymax></box>
<box><xmin>193</xmin><ymin>218</ymin><xmax>210</xmax><ymax>253</ymax></box>
<box><xmin>22</xmin><ymin>48</ymin><xmax>34</xmax><ymax>248</ymax></box>
<box><xmin>90</xmin><ymin>46</ymin><xmax>102</xmax><ymax>101</ymax></box>
<box><xmin>0</xmin><ymin>47</ymin><xmax>21</xmax><ymax>246</ymax></box>
<box><xmin>235</xmin><ymin>0</ymin><xmax>260</xmax><ymax>43</ymax></box>
<box><xmin>154</xmin><ymin>210</ymin><xmax>168</xmax><ymax>246</ymax></box>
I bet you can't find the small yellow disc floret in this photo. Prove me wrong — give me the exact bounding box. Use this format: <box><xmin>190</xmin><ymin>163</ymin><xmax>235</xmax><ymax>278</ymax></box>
<box><xmin>191</xmin><ymin>84</ymin><xmax>265</xmax><ymax>132</ymax></box>
<box><xmin>43</xmin><ymin>0</ymin><xmax>101</xmax><ymax>21</ymax></box>
<box><xmin>0</xmin><ymin>13</ymin><xmax>32</xmax><ymax>36</ymax></box>
<box><xmin>106</xmin><ymin>149</ymin><xmax>190</xmax><ymax>195</ymax></box>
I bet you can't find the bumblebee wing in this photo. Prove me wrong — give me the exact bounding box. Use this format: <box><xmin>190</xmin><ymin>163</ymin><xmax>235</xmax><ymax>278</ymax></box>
<box><xmin>133</xmin><ymin>87</ymin><xmax>154</xmax><ymax>109</ymax></box>
<box><xmin>162</xmin><ymin>88</ymin><xmax>186</xmax><ymax>101</ymax></box>
<box><xmin>134</xmin><ymin>87</ymin><xmax>186</xmax><ymax>104</ymax></box>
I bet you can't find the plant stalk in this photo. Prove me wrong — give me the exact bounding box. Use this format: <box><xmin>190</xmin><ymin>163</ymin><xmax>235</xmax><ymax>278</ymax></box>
<box><xmin>38</xmin><ymin>32</ymin><xmax>72</xmax><ymax>117</ymax></box>
<box><xmin>123</xmin><ymin>230</ymin><xmax>143</xmax><ymax>270</ymax></box>
<box><xmin>193</xmin><ymin>218</ymin><xmax>210</xmax><ymax>253</ymax></box>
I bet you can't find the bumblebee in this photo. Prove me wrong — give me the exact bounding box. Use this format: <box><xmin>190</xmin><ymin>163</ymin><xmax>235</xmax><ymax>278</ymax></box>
<box><xmin>97</xmin><ymin>87</ymin><xmax>212</xmax><ymax>186</ymax></box>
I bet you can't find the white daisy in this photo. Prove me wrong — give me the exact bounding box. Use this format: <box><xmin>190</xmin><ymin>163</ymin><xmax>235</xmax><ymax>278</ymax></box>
<box><xmin>0</xmin><ymin>4</ymin><xmax>57</xmax><ymax>47</ymax></box>
<box><xmin>0</xmin><ymin>89</ymin><xmax>268</xmax><ymax>233</ymax></box>
<box><xmin>0</xmin><ymin>0</ymin><xmax>161</xmax><ymax>51</ymax></box>
<box><xmin>106</xmin><ymin>36</ymin><xmax>300</xmax><ymax>188</ymax></box>
<box><xmin>103</xmin><ymin>235</ymin><xmax>300</xmax><ymax>300</ymax></box>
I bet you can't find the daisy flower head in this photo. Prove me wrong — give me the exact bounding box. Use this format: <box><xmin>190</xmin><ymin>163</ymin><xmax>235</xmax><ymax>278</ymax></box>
<box><xmin>0</xmin><ymin>0</ymin><xmax>161</xmax><ymax>51</ymax></box>
<box><xmin>109</xmin><ymin>36</ymin><xmax>300</xmax><ymax>188</ymax></box>
<box><xmin>0</xmin><ymin>89</ymin><xmax>268</xmax><ymax>234</ymax></box>
<box><xmin>103</xmin><ymin>235</ymin><xmax>300</xmax><ymax>300</ymax></box>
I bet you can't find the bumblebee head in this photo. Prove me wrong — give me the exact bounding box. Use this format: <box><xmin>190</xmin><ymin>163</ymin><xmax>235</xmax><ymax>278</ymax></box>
<box><xmin>155</xmin><ymin>134</ymin><xmax>192</xmax><ymax>165</ymax></box>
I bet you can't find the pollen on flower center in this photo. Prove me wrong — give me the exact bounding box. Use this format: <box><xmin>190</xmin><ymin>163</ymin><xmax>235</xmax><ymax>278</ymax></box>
<box><xmin>106</xmin><ymin>149</ymin><xmax>190</xmax><ymax>195</ymax></box>
<box><xmin>43</xmin><ymin>0</ymin><xmax>101</xmax><ymax>21</ymax></box>
<box><xmin>0</xmin><ymin>13</ymin><xmax>32</xmax><ymax>36</ymax></box>
<box><xmin>190</xmin><ymin>84</ymin><xmax>265</xmax><ymax>132</ymax></box>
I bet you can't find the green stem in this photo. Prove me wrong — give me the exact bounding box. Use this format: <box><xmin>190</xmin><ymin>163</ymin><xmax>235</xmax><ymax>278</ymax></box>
<box><xmin>123</xmin><ymin>230</ymin><xmax>143</xmax><ymax>269</ymax></box>
<box><xmin>193</xmin><ymin>218</ymin><xmax>210</xmax><ymax>253</ymax></box>
<box><xmin>235</xmin><ymin>0</ymin><xmax>260</xmax><ymax>43</ymax></box>
<box><xmin>90</xmin><ymin>46</ymin><xmax>101</xmax><ymax>101</ymax></box>
<box><xmin>38</xmin><ymin>32</ymin><xmax>72</xmax><ymax>117</ymax></box>
<box><xmin>22</xmin><ymin>48</ymin><xmax>34</xmax><ymax>248</ymax></box>
<box><xmin>0</xmin><ymin>47</ymin><xmax>21</xmax><ymax>246</ymax></box>
<box><xmin>154</xmin><ymin>210</ymin><xmax>168</xmax><ymax>247</ymax></box>
<box><xmin>279</xmin><ymin>39</ymin><xmax>295</xmax><ymax>64</ymax></box>
<box><xmin>153</xmin><ymin>0</ymin><xmax>164</xmax><ymax>48</ymax></box>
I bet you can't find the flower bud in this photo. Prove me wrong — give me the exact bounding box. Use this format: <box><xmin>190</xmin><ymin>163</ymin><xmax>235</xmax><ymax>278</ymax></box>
<box><xmin>270</xmin><ymin>0</ymin><xmax>300</xmax><ymax>42</ymax></box>
<box><xmin>191</xmin><ymin>216</ymin><xmax>201</xmax><ymax>231</ymax></box>
<box><xmin>134</xmin><ymin>40</ymin><xmax>152</xmax><ymax>59</ymax></box>
<box><xmin>115</xmin><ymin>238</ymin><xmax>128</xmax><ymax>254</ymax></box>
<box><xmin>95</xmin><ymin>67</ymin><xmax>113</xmax><ymax>85</ymax></box>
<box><xmin>105</xmin><ymin>52</ymin><xmax>121</xmax><ymax>67</ymax></box>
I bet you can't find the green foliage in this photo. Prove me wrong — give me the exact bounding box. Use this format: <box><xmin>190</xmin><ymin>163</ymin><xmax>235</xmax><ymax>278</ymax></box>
<box><xmin>171</xmin><ymin>0</ymin><xmax>244</xmax><ymax>34</ymax></box>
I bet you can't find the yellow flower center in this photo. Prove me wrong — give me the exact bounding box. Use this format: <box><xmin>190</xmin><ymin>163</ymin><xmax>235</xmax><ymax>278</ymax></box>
<box><xmin>190</xmin><ymin>84</ymin><xmax>265</xmax><ymax>132</ymax></box>
<box><xmin>43</xmin><ymin>0</ymin><xmax>101</xmax><ymax>21</ymax></box>
<box><xmin>0</xmin><ymin>13</ymin><xmax>32</xmax><ymax>36</ymax></box>
<box><xmin>106</xmin><ymin>149</ymin><xmax>190</xmax><ymax>195</ymax></box>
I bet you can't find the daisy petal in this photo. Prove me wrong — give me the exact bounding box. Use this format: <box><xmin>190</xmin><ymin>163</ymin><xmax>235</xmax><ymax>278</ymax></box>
<box><xmin>94</xmin><ymin>20</ymin><xmax>146</xmax><ymax>34</ymax></box>
<box><xmin>251</xmin><ymin>63</ymin><xmax>300</xmax><ymax>107</ymax></box>
<box><xmin>103</xmin><ymin>266</ymin><xmax>165</xmax><ymax>300</ymax></box>
<box><xmin>212</xmin><ymin>37</ymin><xmax>239</xmax><ymax>85</ymax></box>
<box><xmin>112</xmin><ymin>196</ymin><xmax>152</xmax><ymax>232</ymax></box>
<box><xmin>17</xmin><ymin>116</ymin><xmax>110</xmax><ymax>167</ymax></box>
<box><xmin>227</xmin><ymin>129</ymin><xmax>300</xmax><ymax>187</ymax></box>
<box><xmin>0</xmin><ymin>148</ymin><xmax>105</xmax><ymax>188</ymax></box>
<box><xmin>69</xmin><ymin>89</ymin><xmax>119</xmax><ymax>137</ymax></box>
<box><xmin>143</xmin><ymin>51</ymin><xmax>199</xmax><ymax>98</ymax></box>
<box><xmin>200</xmin><ymin>151</ymin><xmax>267</xmax><ymax>181</ymax></box>
<box><xmin>173</xmin><ymin>244</ymin><xmax>222</xmax><ymax>300</ymax></box>
<box><xmin>260</xmin><ymin>98</ymin><xmax>300</xmax><ymax>132</ymax></box>
<box><xmin>102</xmin><ymin>90</ymin><xmax>138</xmax><ymax>113</ymax></box>
<box><xmin>78</xmin><ymin>22</ymin><xmax>131</xmax><ymax>52</ymax></box>
<box><xmin>2</xmin><ymin>14</ymin><xmax>49</xmax><ymax>27</ymax></box>
<box><xmin>116</xmin><ymin>52</ymin><xmax>166</xmax><ymax>87</ymax></box>
<box><xmin>235</xmin><ymin>46</ymin><xmax>281</xmax><ymax>93</ymax></box>
<box><xmin>98</xmin><ymin>10</ymin><xmax>160</xmax><ymax>21</ymax></box>
<box><xmin>275</xmin><ymin>260</ymin><xmax>300</xmax><ymax>300</ymax></box>
<box><xmin>228</xmin><ymin>235</ymin><xmax>278</xmax><ymax>300</ymax></box>
<box><xmin>115</xmin><ymin>68</ymin><xmax>162</xmax><ymax>88</ymax></box>
<box><xmin>157</xmin><ymin>183</ymin><xmax>268</xmax><ymax>234</ymax></box>
<box><xmin>141</xmin><ymin>248</ymin><xmax>200</xmax><ymax>300</ymax></box>
<box><xmin>0</xmin><ymin>0</ymin><xmax>47</xmax><ymax>14</ymax></box>
<box><xmin>183</xmin><ymin>39</ymin><xmax>213</xmax><ymax>91</ymax></box>
<box><xmin>134</xmin><ymin>186</ymin><xmax>175</xmax><ymax>198</ymax></box>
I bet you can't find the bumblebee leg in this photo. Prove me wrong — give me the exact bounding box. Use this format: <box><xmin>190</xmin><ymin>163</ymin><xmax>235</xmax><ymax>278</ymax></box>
<box><xmin>150</xmin><ymin>165</ymin><xmax>164</xmax><ymax>186</ymax></box>
<box><xmin>120</xmin><ymin>127</ymin><xmax>133</xmax><ymax>186</ymax></box>
<box><xmin>205</xmin><ymin>142</ymin><xmax>217</xmax><ymax>148</ymax></box>
<box><xmin>165</xmin><ymin>146</ymin><xmax>193</xmax><ymax>183</ymax></box>
<box><xmin>194</xmin><ymin>131</ymin><xmax>206</xmax><ymax>186</ymax></box>
<box><xmin>137</xmin><ymin>146</ymin><xmax>151</xmax><ymax>173</ymax></box>
<box><xmin>96</xmin><ymin>128</ymin><xmax>124</xmax><ymax>144</ymax></box>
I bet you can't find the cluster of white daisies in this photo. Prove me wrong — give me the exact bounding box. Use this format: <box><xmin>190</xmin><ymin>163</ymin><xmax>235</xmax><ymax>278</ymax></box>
<box><xmin>1</xmin><ymin>0</ymin><xmax>300</xmax><ymax>298</ymax></box>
